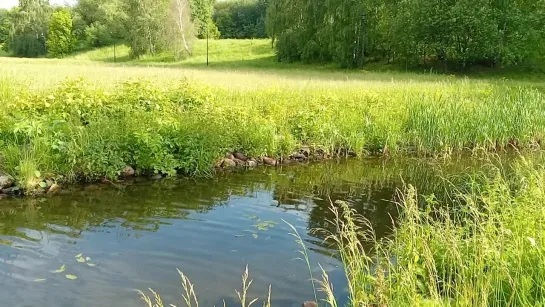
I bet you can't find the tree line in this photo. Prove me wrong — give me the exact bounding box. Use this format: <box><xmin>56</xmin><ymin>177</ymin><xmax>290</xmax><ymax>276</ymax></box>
<box><xmin>266</xmin><ymin>0</ymin><xmax>545</xmax><ymax>69</ymax></box>
<box><xmin>213</xmin><ymin>0</ymin><xmax>268</xmax><ymax>39</ymax></box>
<box><xmin>0</xmin><ymin>0</ymin><xmax>217</xmax><ymax>58</ymax></box>
<box><xmin>1</xmin><ymin>0</ymin><xmax>544</xmax><ymax>70</ymax></box>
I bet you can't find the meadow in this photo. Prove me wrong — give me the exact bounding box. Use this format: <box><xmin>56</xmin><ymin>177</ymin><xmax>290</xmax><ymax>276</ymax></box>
<box><xmin>1</xmin><ymin>40</ymin><xmax>545</xmax><ymax>192</ymax></box>
<box><xmin>2</xmin><ymin>39</ymin><xmax>545</xmax><ymax>306</ymax></box>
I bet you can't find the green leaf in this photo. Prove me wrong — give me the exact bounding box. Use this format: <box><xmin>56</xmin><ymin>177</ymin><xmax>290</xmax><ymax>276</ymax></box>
<box><xmin>252</xmin><ymin>233</ymin><xmax>258</xmax><ymax>239</ymax></box>
<box><xmin>34</xmin><ymin>170</ymin><xmax>41</xmax><ymax>178</ymax></box>
<box><xmin>65</xmin><ymin>274</ymin><xmax>78</xmax><ymax>280</ymax></box>
<box><xmin>87</xmin><ymin>263</ymin><xmax>97</xmax><ymax>267</ymax></box>
<box><xmin>75</xmin><ymin>253</ymin><xmax>82</xmax><ymax>258</ymax></box>
<box><xmin>39</xmin><ymin>181</ymin><xmax>47</xmax><ymax>188</ymax></box>
<box><xmin>85</xmin><ymin>257</ymin><xmax>91</xmax><ymax>261</ymax></box>
<box><xmin>76</xmin><ymin>257</ymin><xmax>86</xmax><ymax>263</ymax></box>
<box><xmin>53</xmin><ymin>265</ymin><xmax>66</xmax><ymax>273</ymax></box>
<box><xmin>33</xmin><ymin>278</ymin><xmax>47</xmax><ymax>282</ymax></box>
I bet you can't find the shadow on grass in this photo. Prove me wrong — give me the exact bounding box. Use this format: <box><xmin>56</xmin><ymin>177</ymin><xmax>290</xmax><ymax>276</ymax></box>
<box><xmin>69</xmin><ymin>45</ymin><xmax>545</xmax><ymax>86</ymax></box>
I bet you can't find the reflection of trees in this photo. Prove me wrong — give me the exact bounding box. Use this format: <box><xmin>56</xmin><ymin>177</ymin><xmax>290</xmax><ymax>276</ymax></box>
<box><xmin>0</xmin><ymin>176</ymin><xmax>266</xmax><ymax>240</ymax></box>
<box><xmin>0</xmin><ymin>156</ymin><xmax>495</xmax><ymax>247</ymax></box>
<box><xmin>270</xmin><ymin>157</ymin><xmax>492</xmax><ymax>244</ymax></box>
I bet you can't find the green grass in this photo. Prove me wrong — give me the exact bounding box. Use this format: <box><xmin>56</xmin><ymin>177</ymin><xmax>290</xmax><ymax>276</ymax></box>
<box><xmin>1</xmin><ymin>53</ymin><xmax>545</xmax><ymax>192</ymax></box>
<box><xmin>68</xmin><ymin>39</ymin><xmax>338</xmax><ymax>71</ymax></box>
<box><xmin>65</xmin><ymin>39</ymin><xmax>545</xmax><ymax>83</ymax></box>
<box><xmin>317</xmin><ymin>155</ymin><xmax>545</xmax><ymax>306</ymax></box>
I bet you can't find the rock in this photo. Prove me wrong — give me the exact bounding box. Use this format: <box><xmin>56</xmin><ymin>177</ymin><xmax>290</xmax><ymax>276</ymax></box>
<box><xmin>221</xmin><ymin>158</ymin><xmax>237</xmax><ymax>168</ymax></box>
<box><xmin>225</xmin><ymin>153</ymin><xmax>235</xmax><ymax>160</ymax></box>
<box><xmin>122</xmin><ymin>166</ymin><xmax>135</xmax><ymax>177</ymax></box>
<box><xmin>302</xmin><ymin>301</ymin><xmax>317</xmax><ymax>307</ymax></box>
<box><xmin>300</xmin><ymin>146</ymin><xmax>311</xmax><ymax>157</ymax></box>
<box><xmin>2</xmin><ymin>186</ymin><xmax>20</xmax><ymax>195</ymax></box>
<box><xmin>263</xmin><ymin>157</ymin><xmax>278</xmax><ymax>166</ymax></box>
<box><xmin>347</xmin><ymin>150</ymin><xmax>357</xmax><ymax>157</ymax></box>
<box><xmin>0</xmin><ymin>174</ymin><xmax>14</xmax><ymax>189</ymax></box>
<box><xmin>151</xmin><ymin>174</ymin><xmax>163</xmax><ymax>180</ymax></box>
<box><xmin>233</xmin><ymin>158</ymin><xmax>245</xmax><ymax>166</ymax></box>
<box><xmin>233</xmin><ymin>152</ymin><xmax>248</xmax><ymax>161</ymax></box>
<box><xmin>47</xmin><ymin>183</ymin><xmax>61</xmax><ymax>195</ymax></box>
<box><xmin>247</xmin><ymin>160</ymin><xmax>258</xmax><ymax>168</ymax></box>
<box><xmin>292</xmin><ymin>153</ymin><xmax>307</xmax><ymax>161</ymax></box>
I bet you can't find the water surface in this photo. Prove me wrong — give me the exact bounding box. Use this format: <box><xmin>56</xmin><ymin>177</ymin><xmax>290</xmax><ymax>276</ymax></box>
<box><xmin>0</xmin><ymin>157</ymin><xmax>486</xmax><ymax>307</ymax></box>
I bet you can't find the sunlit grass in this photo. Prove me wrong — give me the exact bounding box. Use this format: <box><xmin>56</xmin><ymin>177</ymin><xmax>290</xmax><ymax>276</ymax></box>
<box><xmin>138</xmin><ymin>266</ymin><xmax>272</xmax><ymax>307</ymax></box>
<box><xmin>319</xmin><ymin>155</ymin><xmax>545</xmax><ymax>306</ymax></box>
<box><xmin>1</xmin><ymin>57</ymin><xmax>544</xmax><ymax>190</ymax></box>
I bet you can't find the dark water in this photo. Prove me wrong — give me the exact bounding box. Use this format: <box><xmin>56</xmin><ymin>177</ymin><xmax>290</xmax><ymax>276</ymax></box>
<box><xmin>0</xmin><ymin>157</ymin><xmax>487</xmax><ymax>307</ymax></box>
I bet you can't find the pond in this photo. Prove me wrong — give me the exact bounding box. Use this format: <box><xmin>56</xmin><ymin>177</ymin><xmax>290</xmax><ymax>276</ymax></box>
<box><xmin>0</xmin><ymin>157</ymin><xmax>488</xmax><ymax>307</ymax></box>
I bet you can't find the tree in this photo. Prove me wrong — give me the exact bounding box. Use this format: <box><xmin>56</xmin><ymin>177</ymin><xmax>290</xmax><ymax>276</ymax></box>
<box><xmin>0</xmin><ymin>9</ymin><xmax>11</xmax><ymax>45</ymax></box>
<box><xmin>266</xmin><ymin>0</ymin><xmax>545</xmax><ymax>69</ymax></box>
<box><xmin>122</xmin><ymin>0</ymin><xmax>171</xmax><ymax>58</ymax></box>
<box><xmin>74</xmin><ymin>0</ymin><xmax>126</xmax><ymax>48</ymax></box>
<box><xmin>169</xmin><ymin>0</ymin><xmax>195</xmax><ymax>58</ymax></box>
<box><xmin>8</xmin><ymin>0</ymin><xmax>51</xmax><ymax>58</ymax></box>
<box><xmin>47</xmin><ymin>8</ymin><xmax>74</xmax><ymax>57</ymax></box>
<box><xmin>190</xmin><ymin>0</ymin><xmax>218</xmax><ymax>38</ymax></box>
<box><xmin>213</xmin><ymin>0</ymin><xmax>268</xmax><ymax>39</ymax></box>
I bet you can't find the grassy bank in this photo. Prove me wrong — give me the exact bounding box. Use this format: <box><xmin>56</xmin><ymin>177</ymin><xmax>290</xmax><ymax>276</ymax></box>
<box><xmin>320</xmin><ymin>155</ymin><xmax>545</xmax><ymax>306</ymax></box>
<box><xmin>1</xmin><ymin>56</ymin><xmax>545</xmax><ymax>192</ymax></box>
<box><xmin>139</xmin><ymin>155</ymin><xmax>545</xmax><ymax>306</ymax></box>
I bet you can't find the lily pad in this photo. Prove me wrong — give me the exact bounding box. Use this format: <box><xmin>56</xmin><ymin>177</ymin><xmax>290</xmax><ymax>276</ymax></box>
<box><xmin>254</xmin><ymin>220</ymin><xmax>277</xmax><ymax>231</ymax></box>
<box><xmin>76</xmin><ymin>257</ymin><xmax>86</xmax><ymax>263</ymax></box>
<box><xmin>53</xmin><ymin>265</ymin><xmax>66</xmax><ymax>273</ymax></box>
<box><xmin>75</xmin><ymin>253</ymin><xmax>82</xmax><ymax>258</ymax></box>
<box><xmin>65</xmin><ymin>274</ymin><xmax>78</xmax><ymax>280</ymax></box>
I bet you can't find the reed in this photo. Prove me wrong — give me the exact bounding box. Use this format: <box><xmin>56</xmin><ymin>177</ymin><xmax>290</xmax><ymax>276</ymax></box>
<box><xmin>1</xmin><ymin>61</ymin><xmax>544</xmax><ymax>191</ymax></box>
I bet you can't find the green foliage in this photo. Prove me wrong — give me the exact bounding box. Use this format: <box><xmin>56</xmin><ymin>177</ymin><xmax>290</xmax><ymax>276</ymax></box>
<box><xmin>213</xmin><ymin>0</ymin><xmax>268</xmax><ymax>39</ymax></box>
<box><xmin>320</xmin><ymin>157</ymin><xmax>545</xmax><ymax>306</ymax></box>
<box><xmin>73</xmin><ymin>0</ymin><xmax>126</xmax><ymax>48</ymax></box>
<box><xmin>47</xmin><ymin>9</ymin><xmax>75</xmax><ymax>58</ymax></box>
<box><xmin>267</xmin><ymin>0</ymin><xmax>545</xmax><ymax>69</ymax></box>
<box><xmin>190</xmin><ymin>0</ymin><xmax>218</xmax><ymax>38</ymax></box>
<box><xmin>122</xmin><ymin>0</ymin><xmax>171</xmax><ymax>58</ymax></box>
<box><xmin>7</xmin><ymin>0</ymin><xmax>51</xmax><ymax>58</ymax></box>
<box><xmin>1</xmin><ymin>67</ymin><xmax>545</xmax><ymax>187</ymax></box>
<box><xmin>0</xmin><ymin>9</ymin><xmax>11</xmax><ymax>45</ymax></box>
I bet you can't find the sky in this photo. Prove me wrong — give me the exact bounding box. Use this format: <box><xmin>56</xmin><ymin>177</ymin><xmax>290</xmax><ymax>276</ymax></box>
<box><xmin>0</xmin><ymin>0</ymin><xmax>76</xmax><ymax>9</ymax></box>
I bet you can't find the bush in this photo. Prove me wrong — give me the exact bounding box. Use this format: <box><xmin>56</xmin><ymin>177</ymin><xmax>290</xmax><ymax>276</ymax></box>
<box><xmin>47</xmin><ymin>9</ymin><xmax>75</xmax><ymax>58</ymax></box>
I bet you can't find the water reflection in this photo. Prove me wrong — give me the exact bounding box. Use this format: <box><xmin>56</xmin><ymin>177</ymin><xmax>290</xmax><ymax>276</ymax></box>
<box><xmin>0</xmin><ymin>157</ymin><xmax>490</xmax><ymax>307</ymax></box>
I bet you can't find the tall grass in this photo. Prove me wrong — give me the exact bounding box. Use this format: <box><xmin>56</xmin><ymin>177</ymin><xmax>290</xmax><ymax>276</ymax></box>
<box><xmin>1</xmin><ymin>68</ymin><xmax>544</xmax><ymax>190</ymax></box>
<box><xmin>138</xmin><ymin>266</ymin><xmax>272</xmax><ymax>307</ymax></box>
<box><xmin>320</xmin><ymin>155</ymin><xmax>545</xmax><ymax>306</ymax></box>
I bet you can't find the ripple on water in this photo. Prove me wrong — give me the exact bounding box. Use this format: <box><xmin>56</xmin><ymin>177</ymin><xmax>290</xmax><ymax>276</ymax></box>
<box><xmin>0</xmin><ymin>157</ymin><xmax>487</xmax><ymax>307</ymax></box>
